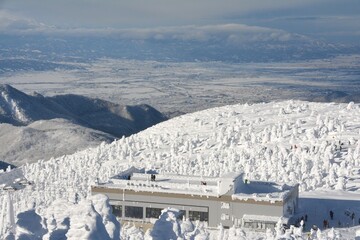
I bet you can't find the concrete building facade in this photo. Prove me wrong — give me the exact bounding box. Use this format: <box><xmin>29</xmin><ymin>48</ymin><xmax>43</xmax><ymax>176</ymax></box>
<box><xmin>91</xmin><ymin>167</ymin><xmax>299</xmax><ymax>230</ymax></box>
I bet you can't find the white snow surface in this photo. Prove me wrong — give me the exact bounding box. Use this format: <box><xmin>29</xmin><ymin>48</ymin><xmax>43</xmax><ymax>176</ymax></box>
<box><xmin>3</xmin><ymin>194</ymin><xmax>120</xmax><ymax>240</ymax></box>
<box><xmin>146</xmin><ymin>208</ymin><xmax>209</xmax><ymax>240</ymax></box>
<box><xmin>1</xmin><ymin>100</ymin><xmax>360</xmax><ymax>239</ymax></box>
<box><xmin>0</xmin><ymin>118</ymin><xmax>114</xmax><ymax>166</ymax></box>
<box><xmin>232</xmin><ymin>181</ymin><xmax>294</xmax><ymax>202</ymax></box>
<box><xmin>105</xmin><ymin>171</ymin><xmax>238</xmax><ymax>198</ymax></box>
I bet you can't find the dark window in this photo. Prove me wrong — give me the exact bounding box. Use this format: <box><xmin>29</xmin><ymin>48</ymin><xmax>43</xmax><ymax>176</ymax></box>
<box><xmin>265</xmin><ymin>223</ymin><xmax>276</xmax><ymax>229</ymax></box>
<box><xmin>189</xmin><ymin>211</ymin><xmax>208</xmax><ymax>222</ymax></box>
<box><xmin>111</xmin><ymin>205</ymin><xmax>122</xmax><ymax>217</ymax></box>
<box><xmin>243</xmin><ymin>221</ymin><xmax>276</xmax><ymax>229</ymax></box>
<box><xmin>125</xmin><ymin>206</ymin><xmax>143</xmax><ymax>219</ymax></box>
<box><xmin>244</xmin><ymin>222</ymin><xmax>251</xmax><ymax>228</ymax></box>
<box><xmin>178</xmin><ymin>210</ymin><xmax>186</xmax><ymax>220</ymax></box>
<box><xmin>146</xmin><ymin>207</ymin><xmax>163</xmax><ymax>219</ymax></box>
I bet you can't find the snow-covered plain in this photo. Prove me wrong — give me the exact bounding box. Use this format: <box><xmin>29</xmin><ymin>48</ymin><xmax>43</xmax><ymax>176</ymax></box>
<box><xmin>2</xmin><ymin>55</ymin><xmax>360</xmax><ymax>117</ymax></box>
<box><xmin>1</xmin><ymin>100</ymin><xmax>360</xmax><ymax>239</ymax></box>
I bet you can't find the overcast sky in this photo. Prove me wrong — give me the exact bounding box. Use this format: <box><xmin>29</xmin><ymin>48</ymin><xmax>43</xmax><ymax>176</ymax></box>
<box><xmin>0</xmin><ymin>0</ymin><xmax>359</xmax><ymax>43</ymax></box>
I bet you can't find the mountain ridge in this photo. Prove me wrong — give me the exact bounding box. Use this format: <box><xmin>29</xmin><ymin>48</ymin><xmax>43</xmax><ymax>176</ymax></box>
<box><xmin>0</xmin><ymin>84</ymin><xmax>167</xmax><ymax>137</ymax></box>
<box><xmin>0</xmin><ymin>84</ymin><xmax>167</xmax><ymax>165</ymax></box>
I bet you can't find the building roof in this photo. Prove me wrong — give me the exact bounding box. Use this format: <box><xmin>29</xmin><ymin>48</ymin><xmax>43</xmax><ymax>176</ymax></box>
<box><xmin>94</xmin><ymin>167</ymin><xmax>298</xmax><ymax>202</ymax></box>
<box><xmin>99</xmin><ymin>167</ymin><xmax>238</xmax><ymax>197</ymax></box>
<box><xmin>232</xmin><ymin>180</ymin><xmax>297</xmax><ymax>203</ymax></box>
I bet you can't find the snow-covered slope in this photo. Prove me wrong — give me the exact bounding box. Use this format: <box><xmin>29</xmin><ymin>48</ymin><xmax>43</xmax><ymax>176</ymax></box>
<box><xmin>1</xmin><ymin>100</ymin><xmax>360</xmax><ymax>238</ymax></box>
<box><xmin>0</xmin><ymin>84</ymin><xmax>167</xmax><ymax>137</ymax></box>
<box><xmin>0</xmin><ymin>119</ymin><xmax>115</xmax><ymax>166</ymax></box>
<box><xmin>0</xmin><ymin>84</ymin><xmax>64</xmax><ymax>125</ymax></box>
<box><xmin>0</xmin><ymin>84</ymin><xmax>167</xmax><ymax>165</ymax></box>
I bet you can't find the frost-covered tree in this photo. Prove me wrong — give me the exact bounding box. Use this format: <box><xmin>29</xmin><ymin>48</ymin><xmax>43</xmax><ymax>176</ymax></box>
<box><xmin>335</xmin><ymin>177</ymin><xmax>346</xmax><ymax>190</ymax></box>
<box><xmin>327</xmin><ymin>227</ymin><xmax>341</xmax><ymax>240</ymax></box>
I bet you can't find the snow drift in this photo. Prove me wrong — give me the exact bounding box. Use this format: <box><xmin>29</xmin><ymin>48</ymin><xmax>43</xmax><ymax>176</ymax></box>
<box><xmin>1</xmin><ymin>194</ymin><xmax>120</xmax><ymax>239</ymax></box>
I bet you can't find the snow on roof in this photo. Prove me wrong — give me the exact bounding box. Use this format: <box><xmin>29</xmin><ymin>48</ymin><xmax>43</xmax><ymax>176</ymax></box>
<box><xmin>96</xmin><ymin>167</ymin><xmax>297</xmax><ymax>201</ymax></box>
<box><xmin>232</xmin><ymin>179</ymin><xmax>297</xmax><ymax>202</ymax></box>
<box><xmin>0</xmin><ymin>168</ymin><xmax>24</xmax><ymax>188</ymax></box>
<box><xmin>101</xmin><ymin>172</ymin><xmax>226</xmax><ymax>197</ymax></box>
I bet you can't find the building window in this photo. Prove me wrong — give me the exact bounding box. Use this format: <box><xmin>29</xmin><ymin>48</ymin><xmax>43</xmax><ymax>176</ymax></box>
<box><xmin>189</xmin><ymin>211</ymin><xmax>208</xmax><ymax>222</ymax></box>
<box><xmin>146</xmin><ymin>207</ymin><xmax>163</xmax><ymax>219</ymax></box>
<box><xmin>243</xmin><ymin>221</ymin><xmax>276</xmax><ymax>229</ymax></box>
<box><xmin>178</xmin><ymin>210</ymin><xmax>186</xmax><ymax>220</ymax></box>
<box><xmin>125</xmin><ymin>206</ymin><xmax>143</xmax><ymax>219</ymax></box>
<box><xmin>111</xmin><ymin>205</ymin><xmax>122</xmax><ymax>217</ymax></box>
<box><xmin>145</xmin><ymin>208</ymin><xmax>186</xmax><ymax>220</ymax></box>
<box><xmin>265</xmin><ymin>223</ymin><xmax>276</xmax><ymax>229</ymax></box>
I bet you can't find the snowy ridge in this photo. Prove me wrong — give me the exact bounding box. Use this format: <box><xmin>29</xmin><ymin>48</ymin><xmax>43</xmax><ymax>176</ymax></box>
<box><xmin>0</xmin><ymin>84</ymin><xmax>167</xmax><ymax>136</ymax></box>
<box><xmin>0</xmin><ymin>84</ymin><xmax>167</xmax><ymax>165</ymax></box>
<box><xmin>0</xmin><ymin>92</ymin><xmax>28</xmax><ymax>124</ymax></box>
<box><xmin>1</xmin><ymin>100</ymin><xmax>360</xmax><ymax>238</ymax></box>
<box><xmin>0</xmin><ymin>86</ymin><xmax>29</xmax><ymax>124</ymax></box>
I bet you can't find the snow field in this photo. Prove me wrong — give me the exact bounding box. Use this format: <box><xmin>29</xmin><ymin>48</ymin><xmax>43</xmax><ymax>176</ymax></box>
<box><xmin>1</xmin><ymin>100</ymin><xmax>360</xmax><ymax>239</ymax></box>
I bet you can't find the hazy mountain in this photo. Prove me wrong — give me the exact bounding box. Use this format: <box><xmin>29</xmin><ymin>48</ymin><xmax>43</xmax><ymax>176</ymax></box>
<box><xmin>0</xmin><ymin>84</ymin><xmax>167</xmax><ymax>165</ymax></box>
<box><xmin>0</xmin><ymin>84</ymin><xmax>167</xmax><ymax>137</ymax></box>
<box><xmin>1</xmin><ymin>29</ymin><xmax>358</xmax><ymax>66</ymax></box>
<box><xmin>48</xmin><ymin>94</ymin><xmax>167</xmax><ymax>137</ymax></box>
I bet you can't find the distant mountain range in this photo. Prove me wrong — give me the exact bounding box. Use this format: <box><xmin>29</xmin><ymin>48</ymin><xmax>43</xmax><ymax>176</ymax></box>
<box><xmin>0</xmin><ymin>84</ymin><xmax>167</xmax><ymax>165</ymax></box>
<box><xmin>1</xmin><ymin>30</ymin><xmax>359</xmax><ymax>66</ymax></box>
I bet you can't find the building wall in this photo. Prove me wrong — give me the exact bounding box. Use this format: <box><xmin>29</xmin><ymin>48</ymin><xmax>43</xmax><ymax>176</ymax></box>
<box><xmin>283</xmin><ymin>184</ymin><xmax>300</xmax><ymax>218</ymax></box>
<box><xmin>92</xmin><ymin>186</ymin><xmax>285</xmax><ymax>228</ymax></box>
<box><xmin>95</xmin><ymin>188</ymin><xmax>220</xmax><ymax>226</ymax></box>
<box><xmin>231</xmin><ymin>201</ymin><xmax>283</xmax><ymax>222</ymax></box>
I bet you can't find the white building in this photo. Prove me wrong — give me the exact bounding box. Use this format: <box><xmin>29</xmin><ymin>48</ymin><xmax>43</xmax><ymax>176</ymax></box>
<box><xmin>91</xmin><ymin>167</ymin><xmax>299</xmax><ymax>229</ymax></box>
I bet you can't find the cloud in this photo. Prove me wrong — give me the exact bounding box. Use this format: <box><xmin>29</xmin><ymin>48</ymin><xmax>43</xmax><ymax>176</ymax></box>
<box><xmin>0</xmin><ymin>10</ymin><xmax>317</xmax><ymax>46</ymax></box>
<box><xmin>0</xmin><ymin>0</ymin><xmax>322</xmax><ymax>28</ymax></box>
<box><xmin>36</xmin><ymin>23</ymin><xmax>302</xmax><ymax>44</ymax></box>
<box><xmin>0</xmin><ymin>11</ymin><xmax>301</xmax><ymax>43</ymax></box>
<box><xmin>113</xmin><ymin>24</ymin><xmax>302</xmax><ymax>44</ymax></box>
<box><xmin>0</xmin><ymin>12</ymin><xmax>307</xmax><ymax>45</ymax></box>
<box><xmin>2</xmin><ymin>0</ymin><xmax>359</xmax><ymax>44</ymax></box>
<box><xmin>0</xmin><ymin>10</ymin><xmax>50</xmax><ymax>33</ymax></box>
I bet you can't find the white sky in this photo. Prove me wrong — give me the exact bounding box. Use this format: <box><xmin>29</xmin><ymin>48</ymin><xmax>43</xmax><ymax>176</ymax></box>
<box><xmin>0</xmin><ymin>0</ymin><xmax>359</xmax><ymax>43</ymax></box>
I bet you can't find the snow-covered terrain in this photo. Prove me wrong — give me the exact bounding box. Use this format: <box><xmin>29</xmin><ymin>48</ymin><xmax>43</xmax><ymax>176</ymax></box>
<box><xmin>0</xmin><ymin>85</ymin><xmax>167</xmax><ymax>135</ymax></box>
<box><xmin>0</xmin><ymin>119</ymin><xmax>114</xmax><ymax>166</ymax></box>
<box><xmin>2</xmin><ymin>55</ymin><xmax>360</xmax><ymax>118</ymax></box>
<box><xmin>0</xmin><ymin>84</ymin><xmax>167</xmax><ymax>165</ymax></box>
<box><xmin>1</xmin><ymin>100</ymin><xmax>360</xmax><ymax>239</ymax></box>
